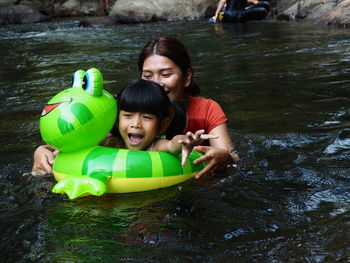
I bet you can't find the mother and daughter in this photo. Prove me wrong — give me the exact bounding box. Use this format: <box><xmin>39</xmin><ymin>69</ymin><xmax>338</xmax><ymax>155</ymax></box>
<box><xmin>32</xmin><ymin>36</ymin><xmax>239</xmax><ymax>179</ymax></box>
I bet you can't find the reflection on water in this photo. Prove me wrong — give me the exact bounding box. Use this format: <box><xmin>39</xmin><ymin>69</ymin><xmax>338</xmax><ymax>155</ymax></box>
<box><xmin>0</xmin><ymin>19</ymin><xmax>350</xmax><ymax>262</ymax></box>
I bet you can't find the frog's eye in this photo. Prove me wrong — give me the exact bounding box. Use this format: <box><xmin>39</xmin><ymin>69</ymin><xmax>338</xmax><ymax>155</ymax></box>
<box><xmin>82</xmin><ymin>68</ymin><xmax>103</xmax><ymax>96</ymax></box>
<box><xmin>71</xmin><ymin>70</ymin><xmax>86</xmax><ymax>88</ymax></box>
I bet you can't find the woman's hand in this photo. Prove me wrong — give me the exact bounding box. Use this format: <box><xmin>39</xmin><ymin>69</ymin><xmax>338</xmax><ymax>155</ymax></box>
<box><xmin>191</xmin><ymin>123</ymin><xmax>239</xmax><ymax>179</ymax></box>
<box><xmin>178</xmin><ymin>130</ymin><xmax>218</xmax><ymax>166</ymax></box>
<box><xmin>192</xmin><ymin>146</ymin><xmax>239</xmax><ymax>179</ymax></box>
<box><xmin>32</xmin><ymin>145</ymin><xmax>58</xmax><ymax>175</ymax></box>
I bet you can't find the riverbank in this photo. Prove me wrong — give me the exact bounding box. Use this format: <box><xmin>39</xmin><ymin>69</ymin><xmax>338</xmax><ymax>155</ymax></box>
<box><xmin>1</xmin><ymin>0</ymin><xmax>350</xmax><ymax>27</ymax></box>
<box><xmin>0</xmin><ymin>0</ymin><xmax>116</xmax><ymax>25</ymax></box>
<box><xmin>0</xmin><ymin>0</ymin><xmax>216</xmax><ymax>26</ymax></box>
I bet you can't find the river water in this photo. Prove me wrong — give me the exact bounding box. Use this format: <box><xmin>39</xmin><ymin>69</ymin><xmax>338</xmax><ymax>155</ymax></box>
<box><xmin>1</xmin><ymin>19</ymin><xmax>350</xmax><ymax>262</ymax></box>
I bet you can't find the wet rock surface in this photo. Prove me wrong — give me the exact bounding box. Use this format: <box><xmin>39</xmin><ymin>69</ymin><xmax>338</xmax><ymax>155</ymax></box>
<box><xmin>276</xmin><ymin>0</ymin><xmax>350</xmax><ymax>26</ymax></box>
<box><xmin>1</xmin><ymin>1</ymin><xmax>350</xmax><ymax>29</ymax></box>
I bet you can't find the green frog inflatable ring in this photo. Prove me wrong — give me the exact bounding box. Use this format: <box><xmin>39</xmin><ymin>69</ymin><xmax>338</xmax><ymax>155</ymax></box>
<box><xmin>40</xmin><ymin>68</ymin><xmax>205</xmax><ymax>199</ymax></box>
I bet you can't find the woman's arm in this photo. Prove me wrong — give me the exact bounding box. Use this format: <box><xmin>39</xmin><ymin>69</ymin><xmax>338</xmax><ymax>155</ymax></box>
<box><xmin>32</xmin><ymin>133</ymin><xmax>119</xmax><ymax>176</ymax></box>
<box><xmin>32</xmin><ymin>145</ymin><xmax>58</xmax><ymax>174</ymax></box>
<box><xmin>193</xmin><ymin>122</ymin><xmax>239</xmax><ymax>179</ymax></box>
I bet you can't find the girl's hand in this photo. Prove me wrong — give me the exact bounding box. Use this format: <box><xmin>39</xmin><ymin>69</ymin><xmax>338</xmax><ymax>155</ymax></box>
<box><xmin>192</xmin><ymin>146</ymin><xmax>239</xmax><ymax>179</ymax></box>
<box><xmin>32</xmin><ymin>145</ymin><xmax>58</xmax><ymax>175</ymax></box>
<box><xmin>178</xmin><ymin>130</ymin><xmax>218</xmax><ymax>166</ymax></box>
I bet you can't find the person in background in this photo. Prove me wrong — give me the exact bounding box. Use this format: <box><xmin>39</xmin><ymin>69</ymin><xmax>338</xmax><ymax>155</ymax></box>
<box><xmin>211</xmin><ymin>0</ymin><xmax>259</xmax><ymax>22</ymax></box>
<box><xmin>100</xmin><ymin>0</ymin><xmax>109</xmax><ymax>10</ymax></box>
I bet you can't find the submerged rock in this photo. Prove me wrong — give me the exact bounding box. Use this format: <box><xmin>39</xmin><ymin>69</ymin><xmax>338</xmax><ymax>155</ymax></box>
<box><xmin>79</xmin><ymin>16</ymin><xmax>117</xmax><ymax>28</ymax></box>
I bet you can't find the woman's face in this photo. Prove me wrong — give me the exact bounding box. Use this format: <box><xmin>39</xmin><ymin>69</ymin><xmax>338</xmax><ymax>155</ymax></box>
<box><xmin>141</xmin><ymin>54</ymin><xmax>192</xmax><ymax>100</ymax></box>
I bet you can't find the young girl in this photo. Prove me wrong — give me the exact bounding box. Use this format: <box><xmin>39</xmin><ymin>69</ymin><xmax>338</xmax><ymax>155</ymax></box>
<box><xmin>103</xmin><ymin>79</ymin><xmax>217</xmax><ymax>166</ymax></box>
<box><xmin>32</xmin><ymin>79</ymin><xmax>216</xmax><ymax>173</ymax></box>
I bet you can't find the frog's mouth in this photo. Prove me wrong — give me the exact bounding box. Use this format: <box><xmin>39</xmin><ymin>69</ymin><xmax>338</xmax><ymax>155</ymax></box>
<box><xmin>41</xmin><ymin>98</ymin><xmax>73</xmax><ymax>117</ymax></box>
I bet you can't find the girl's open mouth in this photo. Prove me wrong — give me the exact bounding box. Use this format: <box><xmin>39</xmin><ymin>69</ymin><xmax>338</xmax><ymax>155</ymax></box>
<box><xmin>128</xmin><ymin>134</ymin><xmax>144</xmax><ymax>145</ymax></box>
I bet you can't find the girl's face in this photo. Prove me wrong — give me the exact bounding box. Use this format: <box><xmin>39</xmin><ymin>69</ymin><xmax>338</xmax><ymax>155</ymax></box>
<box><xmin>141</xmin><ymin>54</ymin><xmax>192</xmax><ymax>100</ymax></box>
<box><xmin>118</xmin><ymin>110</ymin><xmax>161</xmax><ymax>151</ymax></box>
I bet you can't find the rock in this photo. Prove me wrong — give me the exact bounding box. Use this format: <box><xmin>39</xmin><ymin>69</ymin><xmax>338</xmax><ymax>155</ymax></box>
<box><xmin>275</xmin><ymin>0</ymin><xmax>299</xmax><ymax>12</ymax></box>
<box><xmin>275</xmin><ymin>0</ymin><xmax>350</xmax><ymax>26</ymax></box>
<box><xmin>1</xmin><ymin>0</ymin><xmax>347</xmax><ymax>27</ymax></box>
<box><xmin>275</xmin><ymin>13</ymin><xmax>292</xmax><ymax>22</ymax></box>
<box><xmin>325</xmin><ymin>0</ymin><xmax>350</xmax><ymax>26</ymax></box>
<box><xmin>53</xmin><ymin>0</ymin><xmax>118</xmax><ymax>17</ymax></box>
<box><xmin>79</xmin><ymin>16</ymin><xmax>117</xmax><ymax>28</ymax></box>
<box><xmin>54</xmin><ymin>0</ymin><xmax>81</xmax><ymax>17</ymax></box>
<box><xmin>19</xmin><ymin>0</ymin><xmax>55</xmax><ymax>17</ymax></box>
<box><xmin>0</xmin><ymin>4</ymin><xmax>50</xmax><ymax>25</ymax></box>
<box><xmin>109</xmin><ymin>0</ymin><xmax>217</xmax><ymax>23</ymax></box>
<box><xmin>0</xmin><ymin>0</ymin><xmax>17</xmax><ymax>6</ymax></box>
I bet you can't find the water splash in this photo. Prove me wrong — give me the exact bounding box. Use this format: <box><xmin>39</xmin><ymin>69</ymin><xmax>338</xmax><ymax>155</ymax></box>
<box><xmin>324</xmin><ymin>129</ymin><xmax>350</xmax><ymax>154</ymax></box>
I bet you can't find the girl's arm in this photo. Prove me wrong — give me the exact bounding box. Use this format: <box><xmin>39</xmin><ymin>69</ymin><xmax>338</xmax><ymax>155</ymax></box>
<box><xmin>153</xmin><ymin>130</ymin><xmax>218</xmax><ymax>166</ymax></box>
<box><xmin>192</xmin><ymin>122</ymin><xmax>240</xmax><ymax>179</ymax></box>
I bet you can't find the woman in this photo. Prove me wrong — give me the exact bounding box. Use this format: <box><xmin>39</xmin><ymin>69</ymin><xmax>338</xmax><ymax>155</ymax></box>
<box><xmin>32</xmin><ymin>36</ymin><xmax>239</xmax><ymax>178</ymax></box>
<box><xmin>137</xmin><ymin>36</ymin><xmax>239</xmax><ymax>178</ymax></box>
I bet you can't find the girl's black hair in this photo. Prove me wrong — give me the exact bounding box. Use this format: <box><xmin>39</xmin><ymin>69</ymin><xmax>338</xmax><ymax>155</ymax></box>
<box><xmin>110</xmin><ymin>79</ymin><xmax>186</xmax><ymax>138</ymax></box>
<box><xmin>117</xmin><ymin>79</ymin><xmax>170</xmax><ymax>122</ymax></box>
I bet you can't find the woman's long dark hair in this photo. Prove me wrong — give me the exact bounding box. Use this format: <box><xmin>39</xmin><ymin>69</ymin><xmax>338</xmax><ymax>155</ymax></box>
<box><xmin>138</xmin><ymin>36</ymin><xmax>200</xmax><ymax>96</ymax></box>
